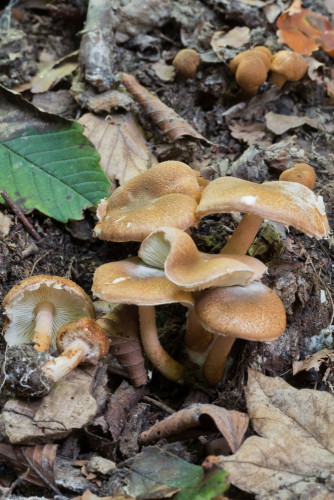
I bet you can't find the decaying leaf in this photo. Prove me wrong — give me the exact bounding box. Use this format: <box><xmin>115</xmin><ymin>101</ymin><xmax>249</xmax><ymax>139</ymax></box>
<box><xmin>211</xmin><ymin>26</ymin><xmax>250</xmax><ymax>55</ymax></box>
<box><xmin>305</xmin><ymin>56</ymin><xmax>324</xmax><ymax>84</ymax></box>
<box><xmin>265</xmin><ymin>111</ymin><xmax>319</xmax><ymax>134</ymax></box>
<box><xmin>220</xmin><ymin>369</ymin><xmax>334</xmax><ymax>497</ymax></box>
<box><xmin>277</xmin><ymin>0</ymin><xmax>334</xmax><ymax>56</ymax></box>
<box><xmin>78</xmin><ymin>112</ymin><xmax>156</xmax><ymax>189</ymax></box>
<box><xmin>30</xmin><ymin>52</ymin><xmax>79</xmax><ymax>94</ymax></box>
<box><xmin>140</xmin><ymin>404</ymin><xmax>249</xmax><ymax>453</ymax></box>
<box><xmin>0</xmin><ymin>443</ymin><xmax>58</xmax><ymax>488</ymax></box>
<box><xmin>293</xmin><ymin>348</ymin><xmax>334</xmax><ymax>375</ymax></box>
<box><xmin>228</xmin><ymin>121</ymin><xmax>270</xmax><ymax>146</ymax></box>
<box><xmin>0</xmin><ymin>211</ymin><xmax>12</xmax><ymax>235</ymax></box>
<box><xmin>122</xmin><ymin>73</ymin><xmax>211</xmax><ymax>145</ymax></box>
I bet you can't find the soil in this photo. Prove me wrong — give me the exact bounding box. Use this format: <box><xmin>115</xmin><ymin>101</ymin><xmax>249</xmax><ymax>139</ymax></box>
<box><xmin>0</xmin><ymin>0</ymin><xmax>333</xmax><ymax>498</ymax></box>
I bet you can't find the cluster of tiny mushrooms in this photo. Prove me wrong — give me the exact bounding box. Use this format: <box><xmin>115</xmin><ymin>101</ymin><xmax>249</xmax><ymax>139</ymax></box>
<box><xmin>1</xmin><ymin>46</ymin><xmax>330</xmax><ymax>394</ymax></box>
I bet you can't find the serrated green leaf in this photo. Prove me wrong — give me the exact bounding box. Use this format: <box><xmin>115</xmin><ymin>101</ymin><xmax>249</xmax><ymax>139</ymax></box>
<box><xmin>0</xmin><ymin>86</ymin><xmax>111</xmax><ymax>223</ymax></box>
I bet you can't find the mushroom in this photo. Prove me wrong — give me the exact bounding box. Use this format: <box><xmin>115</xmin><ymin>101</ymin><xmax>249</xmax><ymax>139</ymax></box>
<box><xmin>41</xmin><ymin>317</ymin><xmax>109</xmax><ymax>383</ymax></box>
<box><xmin>279</xmin><ymin>163</ymin><xmax>316</xmax><ymax>190</ymax></box>
<box><xmin>92</xmin><ymin>257</ymin><xmax>194</xmax><ymax>383</ymax></box>
<box><xmin>194</xmin><ymin>283</ymin><xmax>287</xmax><ymax>385</ymax></box>
<box><xmin>196</xmin><ymin>177</ymin><xmax>329</xmax><ymax>255</ymax></box>
<box><xmin>173</xmin><ymin>49</ymin><xmax>200</xmax><ymax>79</ymax></box>
<box><xmin>269</xmin><ymin>50</ymin><xmax>307</xmax><ymax>90</ymax></box>
<box><xmin>138</xmin><ymin>227</ymin><xmax>267</xmax><ymax>363</ymax></box>
<box><xmin>3</xmin><ymin>275</ymin><xmax>95</xmax><ymax>352</ymax></box>
<box><xmin>229</xmin><ymin>46</ymin><xmax>272</xmax><ymax>97</ymax></box>
<box><xmin>94</xmin><ymin>161</ymin><xmax>201</xmax><ymax>242</ymax></box>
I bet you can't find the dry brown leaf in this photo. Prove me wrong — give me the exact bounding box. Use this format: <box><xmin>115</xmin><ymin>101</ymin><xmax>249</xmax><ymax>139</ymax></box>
<box><xmin>265</xmin><ymin>111</ymin><xmax>319</xmax><ymax>135</ymax></box>
<box><xmin>264</xmin><ymin>4</ymin><xmax>282</xmax><ymax>23</ymax></box>
<box><xmin>0</xmin><ymin>211</ymin><xmax>12</xmax><ymax>235</ymax></box>
<box><xmin>30</xmin><ymin>52</ymin><xmax>79</xmax><ymax>94</ymax></box>
<box><xmin>228</xmin><ymin>121</ymin><xmax>270</xmax><ymax>146</ymax></box>
<box><xmin>152</xmin><ymin>60</ymin><xmax>175</xmax><ymax>82</ymax></box>
<box><xmin>211</xmin><ymin>27</ymin><xmax>250</xmax><ymax>53</ymax></box>
<box><xmin>78</xmin><ymin>112</ymin><xmax>156</xmax><ymax>188</ymax></box>
<box><xmin>140</xmin><ymin>404</ymin><xmax>249</xmax><ymax>453</ymax></box>
<box><xmin>220</xmin><ymin>369</ymin><xmax>334</xmax><ymax>497</ymax></box>
<box><xmin>305</xmin><ymin>56</ymin><xmax>324</xmax><ymax>84</ymax></box>
<box><xmin>293</xmin><ymin>348</ymin><xmax>334</xmax><ymax>375</ymax></box>
<box><xmin>122</xmin><ymin>73</ymin><xmax>211</xmax><ymax>145</ymax></box>
<box><xmin>0</xmin><ymin>443</ymin><xmax>58</xmax><ymax>488</ymax></box>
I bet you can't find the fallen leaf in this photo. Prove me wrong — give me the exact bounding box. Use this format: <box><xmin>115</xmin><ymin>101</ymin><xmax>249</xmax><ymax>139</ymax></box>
<box><xmin>305</xmin><ymin>55</ymin><xmax>324</xmax><ymax>83</ymax></box>
<box><xmin>78</xmin><ymin>112</ymin><xmax>156</xmax><ymax>188</ymax></box>
<box><xmin>30</xmin><ymin>52</ymin><xmax>79</xmax><ymax>94</ymax></box>
<box><xmin>152</xmin><ymin>60</ymin><xmax>176</xmax><ymax>82</ymax></box>
<box><xmin>72</xmin><ymin>491</ymin><xmax>132</xmax><ymax>500</ymax></box>
<box><xmin>220</xmin><ymin>369</ymin><xmax>334</xmax><ymax>497</ymax></box>
<box><xmin>277</xmin><ymin>1</ymin><xmax>334</xmax><ymax>56</ymax></box>
<box><xmin>264</xmin><ymin>4</ymin><xmax>282</xmax><ymax>23</ymax></box>
<box><xmin>211</xmin><ymin>27</ymin><xmax>250</xmax><ymax>53</ymax></box>
<box><xmin>228</xmin><ymin>121</ymin><xmax>270</xmax><ymax>146</ymax></box>
<box><xmin>265</xmin><ymin>111</ymin><xmax>319</xmax><ymax>134</ymax></box>
<box><xmin>122</xmin><ymin>73</ymin><xmax>211</xmax><ymax>145</ymax></box>
<box><xmin>0</xmin><ymin>443</ymin><xmax>58</xmax><ymax>488</ymax></box>
<box><xmin>0</xmin><ymin>211</ymin><xmax>12</xmax><ymax>235</ymax></box>
<box><xmin>140</xmin><ymin>404</ymin><xmax>249</xmax><ymax>453</ymax></box>
<box><xmin>293</xmin><ymin>348</ymin><xmax>334</xmax><ymax>375</ymax></box>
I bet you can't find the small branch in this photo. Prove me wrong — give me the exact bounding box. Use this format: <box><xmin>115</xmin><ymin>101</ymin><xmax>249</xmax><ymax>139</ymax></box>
<box><xmin>1</xmin><ymin>189</ymin><xmax>42</xmax><ymax>242</ymax></box>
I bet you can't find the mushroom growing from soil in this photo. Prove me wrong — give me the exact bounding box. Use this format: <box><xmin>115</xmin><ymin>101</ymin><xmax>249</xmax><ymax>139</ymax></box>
<box><xmin>194</xmin><ymin>283</ymin><xmax>287</xmax><ymax>385</ymax></box>
<box><xmin>173</xmin><ymin>49</ymin><xmax>200</xmax><ymax>79</ymax></box>
<box><xmin>279</xmin><ymin>163</ymin><xmax>316</xmax><ymax>190</ymax></box>
<box><xmin>41</xmin><ymin>317</ymin><xmax>109</xmax><ymax>383</ymax></box>
<box><xmin>3</xmin><ymin>275</ymin><xmax>95</xmax><ymax>352</ymax></box>
<box><xmin>94</xmin><ymin>161</ymin><xmax>201</xmax><ymax>242</ymax></box>
<box><xmin>269</xmin><ymin>50</ymin><xmax>307</xmax><ymax>90</ymax></box>
<box><xmin>196</xmin><ymin>177</ymin><xmax>329</xmax><ymax>256</ymax></box>
<box><xmin>229</xmin><ymin>46</ymin><xmax>272</xmax><ymax>97</ymax></box>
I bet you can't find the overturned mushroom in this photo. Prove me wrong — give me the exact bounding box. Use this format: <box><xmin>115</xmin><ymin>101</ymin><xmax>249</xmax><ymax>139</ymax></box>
<box><xmin>94</xmin><ymin>161</ymin><xmax>201</xmax><ymax>242</ymax></box>
<box><xmin>3</xmin><ymin>276</ymin><xmax>95</xmax><ymax>352</ymax></box>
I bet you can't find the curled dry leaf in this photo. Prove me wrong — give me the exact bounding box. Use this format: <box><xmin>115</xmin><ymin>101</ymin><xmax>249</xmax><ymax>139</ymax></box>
<box><xmin>30</xmin><ymin>52</ymin><xmax>79</xmax><ymax>94</ymax></box>
<box><xmin>140</xmin><ymin>404</ymin><xmax>249</xmax><ymax>453</ymax></box>
<box><xmin>79</xmin><ymin>112</ymin><xmax>156</xmax><ymax>189</ymax></box>
<box><xmin>265</xmin><ymin>111</ymin><xmax>319</xmax><ymax>135</ymax></box>
<box><xmin>220</xmin><ymin>369</ymin><xmax>334</xmax><ymax>497</ymax></box>
<box><xmin>211</xmin><ymin>27</ymin><xmax>250</xmax><ymax>57</ymax></box>
<box><xmin>293</xmin><ymin>348</ymin><xmax>334</xmax><ymax>375</ymax></box>
<box><xmin>122</xmin><ymin>73</ymin><xmax>211</xmax><ymax>145</ymax></box>
<box><xmin>277</xmin><ymin>0</ymin><xmax>334</xmax><ymax>56</ymax></box>
<box><xmin>0</xmin><ymin>443</ymin><xmax>58</xmax><ymax>489</ymax></box>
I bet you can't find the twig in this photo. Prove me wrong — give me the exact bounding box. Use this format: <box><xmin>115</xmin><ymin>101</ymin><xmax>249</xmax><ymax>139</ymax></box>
<box><xmin>21</xmin><ymin>450</ymin><xmax>61</xmax><ymax>496</ymax></box>
<box><xmin>29</xmin><ymin>250</ymin><xmax>51</xmax><ymax>276</ymax></box>
<box><xmin>1</xmin><ymin>189</ymin><xmax>42</xmax><ymax>242</ymax></box>
<box><xmin>142</xmin><ymin>396</ymin><xmax>175</xmax><ymax>415</ymax></box>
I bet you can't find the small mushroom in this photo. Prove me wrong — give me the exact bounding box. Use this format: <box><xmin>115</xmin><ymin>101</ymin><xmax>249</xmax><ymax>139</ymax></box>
<box><xmin>173</xmin><ymin>49</ymin><xmax>200</xmax><ymax>79</ymax></box>
<box><xmin>3</xmin><ymin>275</ymin><xmax>95</xmax><ymax>352</ymax></box>
<box><xmin>269</xmin><ymin>50</ymin><xmax>307</xmax><ymax>90</ymax></box>
<box><xmin>194</xmin><ymin>283</ymin><xmax>287</xmax><ymax>385</ymax></box>
<box><xmin>196</xmin><ymin>177</ymin><xmax>329</xmax><ymax>255</ymax></box>
<box><xmin>94</xmin><ymin>161</ymin><xmax>201</xmax><ymax>242</ymax></box>
<box><xmin>41</xmin><ymin>317</ymin><xmax>109</xmax><ymax>383</ymax></box>
<box><xmin>229</xmin><ymin>46</ymin><xmax>272</xmax><ymax>97</ymax></box>
<box><xmin>279</xmin><ymin>163</ymin><xmax>316</xmax><ymax>190</ymax></box>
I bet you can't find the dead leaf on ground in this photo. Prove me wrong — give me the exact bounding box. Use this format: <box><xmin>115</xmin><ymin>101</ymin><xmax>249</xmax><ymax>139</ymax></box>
<box><xmin>293</xmin><ymin>348</ymin><xmax>334</xmax><ymax>375</ymax></box>
<box><xmin>30</xmin><ymin>51</ymin><xmax>79</xmax><ymax>94</ymax></box>
<box><xmin>264</xmin><ymin>3</ymin><xmax>282</xmax><ymax>23</ymax></box>
<box><xmin>265</xmin><ymin>111</ymin><xmax>319</xmax><ymax>135</ymax></box>
<box><xmin>152</xmin><ymin>60</ymin><xmax>175</xmax><ymax>82</ymax></box>
<box><xmin>140</xmin><ymin>404</ymin><xmax>249</xmax><ymax>453</ymax></box>
<box><xmin>305</xmin><ymin>56</ymin><xmax>324</xmax><ymax>84</ymax></box>
<box><xmin>0</xmin><ymin>443</ymin><xmax>58</xmax><ymax>488</ymax></box>
<box><xmin>72</xmin><ymin>491</ymin><xmax>132</xmax><ymax>500</ymax></box>
<box><xmin>122</xmin><ymin>73</ymin><xmax>211</xmax><ymax>145</ymax></box>
<box><xmin>211</xmin><ymin>27</ymin><xmax>250</xmax><ymax>57</ymax></box>
<box><xmin>220</xmin><ymin>369</ymin><xmax>334</xmax><ymax>498</ymax></box>
<box><xmin>228</xmin><ymin>121</ymin><xmax>271</xmax><ymax>146</ymax></box>
<box><xmin>0</xmin><ymin>211</ymin><xmax>12</xmax><ymax>235</ymax></box>
<box><xmin>78</xmin><ymin>112</ymin><xmax>156</xmax><ymax>189</ymax></box>
<box><xmin>277</xmin><ymin>0</ymin><xmax>334</xmax><ymax>56</ymax></box>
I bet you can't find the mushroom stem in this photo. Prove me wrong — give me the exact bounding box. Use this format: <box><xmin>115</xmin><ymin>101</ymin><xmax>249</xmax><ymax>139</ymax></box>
<box><xmin>202</xmin><ymin>335</ymin><xmax>236</xmax><ymax>386</ymax></box>
<box><xmin>220</xmin><ymin>214</ymin><xmax>263</xmax><ymax>255</ymax></box>
<box><xmin>41</xmin><ymin>339</ymin><xmax>88</xmax><ymax>383</ymax></box>
<box><xmin>268</xmin><ymin>72</ymin><xmax>287</xmax><ymax>90</ymax></box>
<box><xmin>138</xmin><ymin>305</ymin><xmax>185</xmax><ymax>383</ymax></box>
<box><xmin>33</xmin><ymin>301</ymin><xmax>55</xmax><ymax>352</ymax></box>
<box><xmin>185</xmin><ymin>307</ymin><xmax>213</xmax><ymax>352</ymax></box>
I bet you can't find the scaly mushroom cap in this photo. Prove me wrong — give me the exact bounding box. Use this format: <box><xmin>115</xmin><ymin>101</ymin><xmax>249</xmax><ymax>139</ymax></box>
<box><xmin>229</xmin><ymin>47</ymin><xmax>272</xmax><ymax>95</ymax></box>
<box><xmin>138</xmin><ymin>227</ymin><xmax>267</xmax><ymax>291</ymax></box>
<box><xmin>92</xmin><ymin>257</ymin><xmax>193</xmax><ymax>306</ymax></box>
<box><xmin>56</xmin><ymin>317</ymin><xmax>109</xmax><ymax>363</ymax></box>
<box><xmin>196</xmin><ymin>177</ymin><xmax>329</xmax><ymax>239</ymax></box>
<box><xmin>194</xmin><ymin>283</ymin><xmax>286</xmax><ymax>341</ymax></box>
<box><xmin>173</xmin><ymin>49</ymin><xmax>200</xmax><ymax>79</ymax></box>
<box><xmin>270</xmin><ymin>50</ymin><xmax>307</xmax><ymax>81</ymax></box>
<box><xmin>279</xmin><ymin>163</ymin><xmax>316</xmax><ymax>190</ymax></box>
<box><xmin>94</xmin><ymin>161</ymin><xmax>200</xmax><ymax>242</ymax></box>
<box><xmin>3</xmin><ymin>275</ymin><xmax>94</xmax><ymax>348</ymax></box>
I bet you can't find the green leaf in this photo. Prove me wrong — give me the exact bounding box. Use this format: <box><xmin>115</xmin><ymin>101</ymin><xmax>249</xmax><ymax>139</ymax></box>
<box><xmin>0</xmin><ymin>86</ymin><xmax>111</xmax><ymax>223</ymax></box>
<box><xmin>175</xmin><ymin>470</ymin><xmax>229</xmax><ymax>500</ymax></box>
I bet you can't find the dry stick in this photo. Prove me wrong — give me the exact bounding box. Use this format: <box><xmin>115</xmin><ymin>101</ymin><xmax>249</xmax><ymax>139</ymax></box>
<box><xmin>1</xmin><ymin>189</ymin><xmax>42</xmax><ymax>242</ymax></box>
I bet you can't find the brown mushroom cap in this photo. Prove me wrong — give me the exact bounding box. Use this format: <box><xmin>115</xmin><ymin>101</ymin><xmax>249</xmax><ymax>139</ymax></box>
<box><xmin>92</xmin><ymin>257</ymin><xmax>193</xmax><ymax>306</ymax></box>
<box><xmin>229</xmin><ymin>47</ymin><xmax>272</xmax><ymax>95</ymax></box>
<box><xmin>94</xmin><ymin>161</ymin><xmax>200</xmax><ymax>242</ymax></box>
<box><xmin>173</xmin><ymin>49</ymin><xmax>200</xmax><ymax>79</ymax></box>
<box><xmin>138</xmin><ymin>227</ymin><xmax>267</xmax><ymax>290</ymax></box>
<box><xmin>279</xmin><ymin>163</ymin><xmax>316</xmax><ymax>190</ymax></box>
<box><xmin>3</xmin><ymin>275</ymin><xmax>94</xmax><ymax>348</ymax></box>
<box><xmin>194</xmin><ymin>282</ymin><xmax>286</xmax><ymax>341</ymax></box>
<box><xmin>196</xmin><ymin>177</ymin><xmax>329</xmax><ymax>239</ymax></box>
<box><xmin>270</xmin><ymin>50</ymin><xmax>307</xmax><ymax>81</ymax></box>
<box><xmin>57</xmin><ymin>317</ymin><xmax>109</xmax><ymax>363</ymax></box>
